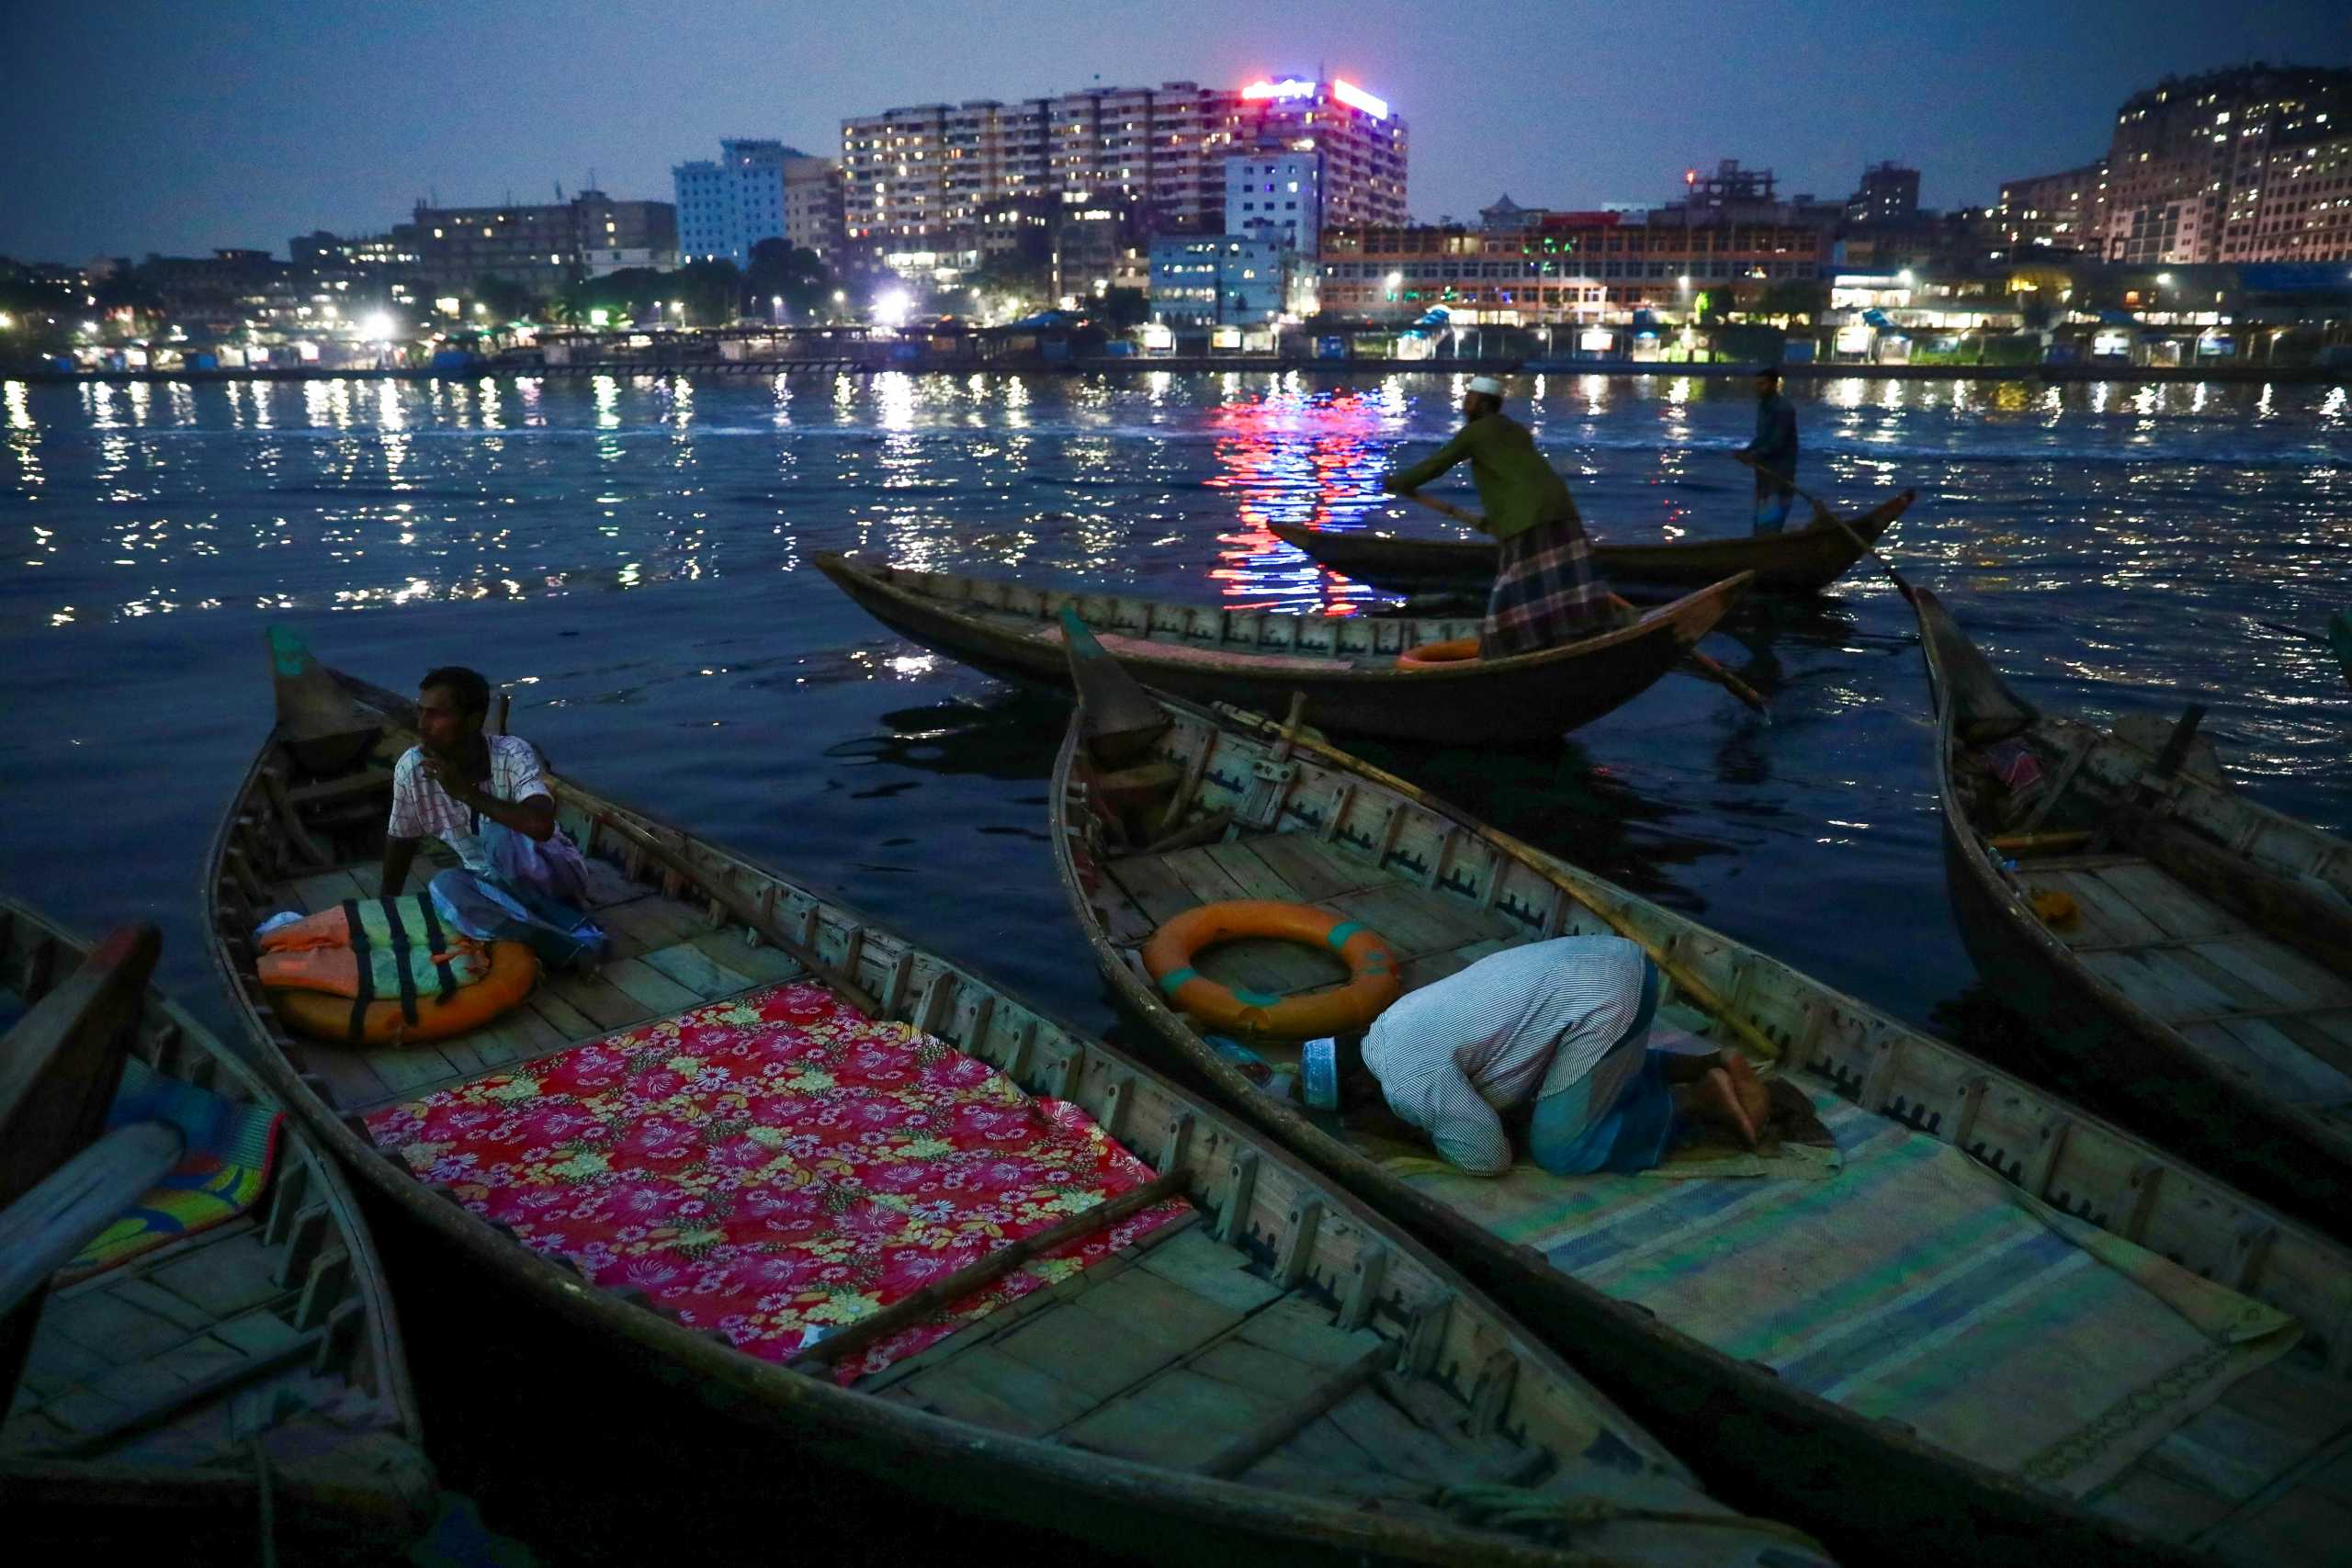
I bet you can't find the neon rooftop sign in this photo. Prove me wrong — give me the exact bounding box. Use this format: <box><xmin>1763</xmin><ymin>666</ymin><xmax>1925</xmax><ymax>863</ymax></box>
<box><xmin>1239</xmin><ymin>77</ymin><xmax>1390</xmax><ymax>119</ymax></box>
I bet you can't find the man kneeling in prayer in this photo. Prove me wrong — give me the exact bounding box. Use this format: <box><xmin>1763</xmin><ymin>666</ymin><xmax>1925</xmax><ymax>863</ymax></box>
<box><xmin>379</xmin><ymin>665</ymin><xmax>605</xmax><ymax>971</ymax></box>
<box><xmin>1304</xmin><ymin>935</ymin><xmax>1767</xmax><ymax>1177</ymax></box>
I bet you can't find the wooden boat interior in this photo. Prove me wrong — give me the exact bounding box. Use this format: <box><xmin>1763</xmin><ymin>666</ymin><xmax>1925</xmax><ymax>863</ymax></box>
<box><xmin>204</xmin><ymin>666</ymin><xmax>1818</xmax><ymax>1568</ymax></box>
<box><xmin>1944</xmin><ymin>705</ymin><xmax>2352</xmax><ymax>1126</ymax></box>
<box><xmin>0</xmin><ymin>900</ymin><xmax>429</xmax><ymax>1540</ymax></box>
<box><xmin>1056</xmin><ymin>693</ymin><xmax>2352</xmax><ymax>1560</ymax></box>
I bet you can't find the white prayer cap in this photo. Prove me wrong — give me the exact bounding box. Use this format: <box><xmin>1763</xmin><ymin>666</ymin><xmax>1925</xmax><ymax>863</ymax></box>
<box><xmin>1466</xmin><ymin>375</ymin><xmax>1506</xmax><ymax>397</ymax></box>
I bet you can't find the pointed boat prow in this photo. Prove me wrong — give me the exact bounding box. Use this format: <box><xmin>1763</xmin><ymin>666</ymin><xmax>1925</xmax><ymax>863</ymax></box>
<box><xmin>1060</xmin><ymin>606</ymin><xmax>1170</xmax><ymax>767</ymax></box>
<box><xmin>266</xmin><ymin>625</ymin><xmax>383</xmax><ymax>773</ymax></box>
<box><xmin>1912</xmin><ymin>589</ymin><xmax>2037</xmax><ymax>746</ymax></box>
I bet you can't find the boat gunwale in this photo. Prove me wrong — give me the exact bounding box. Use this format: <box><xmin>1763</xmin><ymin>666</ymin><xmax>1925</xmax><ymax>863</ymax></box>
<box><xmin>1047</xmin><ymin>682</ymin><xmax>2352</xmax><ymax>1567</ymax></box>
<box><xmin>191</xmin><ymin>663</ymin><xmax>1782</xmax><ymax>1568</ymax></box>
<box><xmin>0</xmin><ymin>895</ymin><xmax>431</xmax><ymax>1527</ymax></box>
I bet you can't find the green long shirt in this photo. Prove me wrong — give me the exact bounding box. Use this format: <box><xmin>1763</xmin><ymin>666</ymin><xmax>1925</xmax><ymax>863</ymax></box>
<box><xmin>1381</xmin><ymin>412</ymin><xmax>1581</xmax><ymax>542</ymax></box>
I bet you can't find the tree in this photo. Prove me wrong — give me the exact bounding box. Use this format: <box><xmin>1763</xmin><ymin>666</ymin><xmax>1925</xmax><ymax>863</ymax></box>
<box><xmin>2008</xmin><ymin>265</ymin><xmax>2073</xmax><ymax>333</ymax></box>
<box><xmin>743</xmin><ymin>240</ymin><xmax>832</xmax><ymax>319</ymax></box>
<box><xmin>1100</xmin><ymin>287</ymin><xmax>1148</xmax><ymax>332</ymax></box>
<box><xmin>1752</xmin><ymin>278</ymin><xmax>1829</xmax><ymax>322</ymax></box>
<box><xmin>471</xmin><ymin>274</ymin><xmax>538</xmax><ymax>324</ymax></box>
<box><xmin>669</xmin><ymin>258</ymin><xmax>741</xmax><ymax>325</ymax></box>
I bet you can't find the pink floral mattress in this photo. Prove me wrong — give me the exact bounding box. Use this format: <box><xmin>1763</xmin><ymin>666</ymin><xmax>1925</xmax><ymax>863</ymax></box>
<box><xmin>367</xmin><ymin>981</ymin><xmax>1192</xmax><ymax>1382</ymax></box>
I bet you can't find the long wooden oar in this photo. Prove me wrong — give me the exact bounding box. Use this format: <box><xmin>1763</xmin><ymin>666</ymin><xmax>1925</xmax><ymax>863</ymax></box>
<box><xmin>1741</xmin><ymin>457</ymin><xmax>1914</xmax><ymax>601</ymax></box>
<box><xmin>1399</xmin><ymin>491</ymin><xmax>1770</xmax><ymax>715</ymax></box>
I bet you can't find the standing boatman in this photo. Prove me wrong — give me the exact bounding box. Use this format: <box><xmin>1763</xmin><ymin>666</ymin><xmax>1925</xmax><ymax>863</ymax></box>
<box><xmin>1380</xmin><ymin>375</ymin><xmax>1612</xmax><ymax>656</ymax></box>
<box><xmin>1735</xmin><ymin>366</ymin><xmax>1800</xmax><ymax>534</ymax></box>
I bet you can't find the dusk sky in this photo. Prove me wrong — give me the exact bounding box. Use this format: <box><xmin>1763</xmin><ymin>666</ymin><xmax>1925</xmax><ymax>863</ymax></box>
<box><xmin>2</xmin><ymin>0</ymin><xmax>2343</xmax><ymax>263</ymax></box>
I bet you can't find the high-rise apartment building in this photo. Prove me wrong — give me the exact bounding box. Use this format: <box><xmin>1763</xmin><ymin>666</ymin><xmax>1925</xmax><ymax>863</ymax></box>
<box><xmin>2003</xmin><ymin>64</ymin><xmax>2352</xmax><ymax>265</ymax></box>
<box><xmin>1991</xmin><ymin>163</ymin><xmax>2107</xmax><ymax>254</ymax></box>
<box><xmin>673</xmin><ymin>140</ymin><xmax>845</xmax><ymax>268</ymax></box>
<box><xmin>1847</xmin><ymin>163</ymin><xmax>1920</xmax><ymax>225</ymax></box>
<box><xmin>842</xmin><ymin>76</ymin><xmax>1405</xmax><ymax>273</ymax></box>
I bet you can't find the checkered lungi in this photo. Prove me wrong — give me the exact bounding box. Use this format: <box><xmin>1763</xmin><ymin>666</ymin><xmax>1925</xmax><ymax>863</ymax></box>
<box><xmin>1483</xmin><ymin>521</ymin><xmax>1613</xmax><ymax>656</ymax></box>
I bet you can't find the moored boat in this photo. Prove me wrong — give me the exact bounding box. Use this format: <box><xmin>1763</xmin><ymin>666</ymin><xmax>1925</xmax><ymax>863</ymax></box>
<box><xmin>1048</xmin><ymin>637</ymin><xmax>2352</xmax><ymax>1567</ymax></box>
<box><xmin>812</xmin><ymin>550</ymin><xmax>1750</xmax><ymax>744</ymax></box>
<box><xmin>197</xmin><ymin>628</ymin><xmax>1830</xmax><ymax>1568</ymax></box>
<box><xmin>0</xmin><ymin>897</ymin><xmax>432</xmax><ymax>1551</ymax></box>
<box><xmin>1916</xmin><ymin>586</ymin><xmax>2352</xmax><ymax>1238</ymax></box>
<box><xmin>1265</xmin><ymin>489</ymin><xmax>1914</xmax><ymax>597</ymax></box>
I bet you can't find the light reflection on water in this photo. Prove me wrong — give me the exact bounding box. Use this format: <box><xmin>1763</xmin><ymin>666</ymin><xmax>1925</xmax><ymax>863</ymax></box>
<box><xmin>0</xmin><ymin>369</ymin><xmax>2345</xmax><ymax>1056</ymax></box>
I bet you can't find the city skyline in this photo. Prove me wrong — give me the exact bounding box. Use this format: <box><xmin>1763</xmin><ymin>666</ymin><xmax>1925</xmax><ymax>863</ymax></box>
<box><xmin>1</xmin><ymin>0</ymin><xmax>2343</xmax><ymax>263</ymax></box>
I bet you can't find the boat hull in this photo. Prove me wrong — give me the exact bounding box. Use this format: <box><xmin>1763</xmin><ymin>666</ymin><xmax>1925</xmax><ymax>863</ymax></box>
<box><xmin>813</xmin><ymin>552</ymin><xmax>1746</xmax><ymax>745</ymax></box>
<box><xmin>1268</xmin><ymin>489</ymin><xmax>1914</xmax><ymax>596</ymax></box>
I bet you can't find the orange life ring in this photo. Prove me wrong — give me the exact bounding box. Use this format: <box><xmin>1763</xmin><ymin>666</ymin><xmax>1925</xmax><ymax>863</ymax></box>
<box><xmin>272</xmin><ymin>940</ymin><xmax>539</xmax><ymax>1047</ymax></box>
<box><xmin>1396</xmin><ymin>636</ymin><xmax>1480</xmax><ymax>671</ymax></box>
<box><xmin>1142</xmin><ymin>900</ymin><xmax>1400</xmax><ymax>1040</ymax></box>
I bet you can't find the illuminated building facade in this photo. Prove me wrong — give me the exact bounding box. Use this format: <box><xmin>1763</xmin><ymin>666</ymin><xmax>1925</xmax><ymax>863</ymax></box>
<box><xmin>842</xmin><ymin>77</ymin><xmax>1406</xmax><ymax>273</ymax></box>
<box><xmin>390</xmin><ymin>193</ymin><xmax>677</xmax><ymax>290</ymax></box>
<box><xmin>1227</xmin><ymin>151</ymin><xmax>1322</xmax><ymax>253</ymax></box>
<box><xmin>673</xmin><ymin>141</ymin><xmax>845</xmax><ymax>267</ymax></box>
<box><xmin>1148</xmin><ymin>236</ymin><xmax>1289</xmax><ymax>325</ymax></box>
<box><xmin>1317</xmin><ymin>216</ymin><xmax>1824</xmax><ymax>325</ymax></box>
<box><xmin>1992</xmin><ymin>163</ymin><xmax>2107</xmax><ymax>254</ymax></box>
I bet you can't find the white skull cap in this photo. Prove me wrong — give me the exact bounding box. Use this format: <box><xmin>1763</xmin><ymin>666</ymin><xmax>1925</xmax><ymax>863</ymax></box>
<box><xmin>1466</xmin><ymin>375</ymin><xmax>1506</xmax><ymax>397</ymax></box>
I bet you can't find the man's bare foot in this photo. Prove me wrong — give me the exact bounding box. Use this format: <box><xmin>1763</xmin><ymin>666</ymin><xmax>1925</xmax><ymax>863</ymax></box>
<box><xmin>1722</xmin><ymin>1055</ymin><xmax>1770</xmax><ymax>1132</ymax></box>
<box><xmin>1690</xmin><ymin>1066</ymin><xmax>1761</xmax><ymax>1148</ymax></box>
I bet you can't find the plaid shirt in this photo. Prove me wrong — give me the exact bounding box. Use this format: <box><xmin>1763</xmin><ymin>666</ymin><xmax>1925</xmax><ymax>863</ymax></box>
<box><xmin>386</xmin><ymin>734</ymin><xmax>549</xmax><ymax>874</ymax></box>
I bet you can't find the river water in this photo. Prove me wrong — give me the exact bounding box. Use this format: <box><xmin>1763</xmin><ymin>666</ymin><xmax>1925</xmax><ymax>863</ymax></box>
<box><xmin>2</xmin><ymin>368</ymin><xmax>2346</xmax><ymax>1557</ymax></box>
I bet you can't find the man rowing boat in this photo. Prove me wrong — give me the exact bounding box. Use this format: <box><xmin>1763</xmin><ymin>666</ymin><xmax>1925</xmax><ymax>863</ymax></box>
<box><xmin>379</xmin><ymin>665</ymin><xmax>605</xmax><ymax>970</ymax></box>
<box><xmin>1735</xmin><ymin>366</ymin><xmax>1801</xmax><ymax>535</ymax></box>
<box><xmin>1305</xmin><ymin>936</ymin><xmax>1767</xmax><ymax>1177</ymax></box>
<box><xmin>1381</xmin><ymin>376</ymin><xmax>1612</xmax><ymax>656</ymax></box>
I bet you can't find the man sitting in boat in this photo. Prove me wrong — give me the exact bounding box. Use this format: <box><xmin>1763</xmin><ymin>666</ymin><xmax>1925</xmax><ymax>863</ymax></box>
<box><xmin>379</xmin><ymin>666</ymin><xmax>605</xmax><ymax>970</ymax></box>
<box><xmin>1304</xmin><ymin>936</ymin><xmax>1767</xmax><ymax>1177</ymax></box>
<box><xmin>1380</xmin><ymin>376</ymin><xmax>1611</xmax><ymax>657</ymax></box>
<box><xmin>1734</xmin><ymin>367</ymin><xmax>1800</xmax><ymax>535</ymax></box>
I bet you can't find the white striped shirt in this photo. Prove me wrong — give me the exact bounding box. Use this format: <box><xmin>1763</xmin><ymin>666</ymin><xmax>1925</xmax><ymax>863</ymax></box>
<box><xmin>386</xmin><ymin>735</ymin><xmax>549</xmax><ymax>874</ymax></box>
<box><xmin>1362</xmin><ymin>936</ymin><xmax>1649</xmax><ymax>1176</ymax></box>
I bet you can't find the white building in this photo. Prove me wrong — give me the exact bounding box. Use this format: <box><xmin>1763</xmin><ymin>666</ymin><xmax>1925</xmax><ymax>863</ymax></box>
<box><xmin>1226</xmin><ymin>151</ymin><xmax>1321</xmax><ymax>254</ymax></box>
<box><xmin>673</xmin><ymin>139</ymin><xmax>844</xmax><ymax>267</ymax></box>
<box><xmin>1149</xmin><ymin>236</ymin><xmax>1289</xmax><ymax>325</ymax></box>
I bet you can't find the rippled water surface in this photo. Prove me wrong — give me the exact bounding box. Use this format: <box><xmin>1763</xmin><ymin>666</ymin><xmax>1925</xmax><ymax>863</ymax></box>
<box><xmin>2</xmin><ymin>367</ymin><xmax>2347</xmax><ymax>1552</ymax></box>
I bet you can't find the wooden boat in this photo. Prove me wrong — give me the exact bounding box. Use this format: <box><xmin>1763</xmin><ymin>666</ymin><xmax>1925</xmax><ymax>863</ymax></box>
<box><xmin>1917</xmin><ymin>585</ymin><xmax>2352</xmax><ymax>1239</ymax></box>
<box><xmin>2330</xmin><ymin>609</ymin><xmax>2352</xmax><ymax>690</ymax></box>
<box><xmin>0</xmin><ymin>898</ymin><xmax>432</xmax><ymax>1551</ymax></box>
<box><xmin>1265</xmin><ymin>490</ymin><xmax>1915</xmax><ymax>597</ymax></box>
<box><xmin>1050</xmin><ymin>646</ymin><xmax>2352</xmax><ymax>1568</ymax></box>
<box><xmin>811</xmin><ymin>550</ymin><xmax>1750</xmax><ymax>745</ymax></box>
<box><xmin>196</xmin><ymin>630</ymin><xmax>1831</xmax><ymax>1568</ymax></box>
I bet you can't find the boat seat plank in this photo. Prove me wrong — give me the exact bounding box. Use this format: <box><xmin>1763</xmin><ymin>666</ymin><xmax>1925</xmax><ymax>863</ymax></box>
<box><xmin>2082</xmin><ymin>949</ymin><xmax>2244</xmax><ymax>1023</ymax></box>
<box><xmin>1133</xmin><ymin>1228</ymin><xmax>1288</xmax><ymax>1314</ymax></box>
<box><xmin>145</xmin><ymin>1230</ymin><xmax>282</xmax><ymax>1318</ymax></box>
<box><xmin>1088</xmin><ymin>883</ymin><xmax>1159</xmax><ymax>950</ymax></box>
<box><xmin>993</xmin><ymin>1268</ymin><xmax>1245</xmax><ymax>1403</ymax></box>
<box><xmin>882</xmin><ymin>1343</ymin><xmax>1103</xmax><ymax>1438</ymax></box>
<box><xmin>279</xmin><ymin>868</ymin><xmax>374</xmax><ymax>914</ymax></box>
<box><xmin>1399</xmin><ymin>938</ymin><xmax>1516</xmax><ymax>994</ymax></box>
<box><xmin>1233</xmin><ymin>1294</ymin><xmax>1387</xmax><ymax>1371</ymax></box>
<box><xmin>635</xmin><ymin>939</ymin><xmax>758</xmax><ymax>1001</ymax></box>
<box><xmin>2189</xmin><ymin>937</ymin><xmax>2352</xmax><ymax>1012</ymax></box>
<box><xmin>2094</xmin><ymin>863</ymin><xmax>2240</xmax><ymax>943</ymax></box>
<box><xmin>599</xmin><ymin>956</ymin><xmax>706</xmax><ymax>1016</ymax></box>
<box><xmin>542</xmin><ymin>969</ymin><xmax>660</xmax><ymax>1033</ymax></box>
<box><xmin>1322</xmin><ymin>1379</ymin><xmax>1538</xmax><ymax>1486</ymax></box>
<box><xmin>1200</xmin><ymin>840</ymin><xmax>1305</xmax><ymax>903</ymax></box>
<box><xmin>1320</xmin><ymin>883</ymin><xmax>1509</xmax><ymax>964</ymax></box>
<box><xmin>452</xmin><ymin>1003</ymin><xmax>569</xmax><ymax>1076</ymax></box>
<box><xmin>39</xmin><ymin>1289</ymin><xmax>190</xmax><ymax>1363</ymax></box>
<box><xmin>523</xmin><ymin>987</ymin><xmax>603</xmax><ymax>1044</ymax></box>
<box><xmin>2017</xmin><ymin>867</ymin><xmax>2165</xmax><ymax>948</ymax></box>
<box><xmin>2177</xmin><ymin>1021</ymin><xmax>2352</xmax><ymax>1108</ymax></box>
<box><xmin>2087</xmin><ymin>1463</ymin><xmax>2237</xmax><ymax>1541</ymax></box>
<box><xmin>353</xmin><ymin>1040</ymin><xmax>460</xmax><ymax>1100</ymax></box>
<box><xmin>2276</xmin><ymin>1011</ymin><xmax>2352</xmax><ymax>1068</ymax></box>
<box><xmin>2216</xmin><ymin>1354</ymin><xmax>2352</xmax><ymax>1451</ymax></box>
<box><xmin>1252</xmin><ymin>834</ymin><xmax>1393</xmax><ymax>901</ymax></box>
<box><xmin>1193</xmin><ymin>936</ymin><xmax>1350</xmax><ymax>1001</ymax></box>
<box><xmin>1060</xmin><ymin>1364</ymin><xmax>1288</xmax><ymax>1467</ymax></box>
<box><xmin>684</xmin><ymin>929</ymin><xmax>808</xmax><ymax>987</ymax></box>
<box><xmin>1106</xmin><ymin>853</ymin><xmax>1211</xmax><ymax>927</ymax></box>
<box><xmin>2218</xmin><ymin>1484</ymin><xmax>2352</xmax><ymax>1568</ymax></box>
<box><xmin>1159</xmin><ymin>846</ymin><xmax>1253</xmax><ymax>908</ymax></box>
<box><xmin>289</xmin><ymin>1037</ymin><xmax>395</xmax><ymax>1111</ymax></box>
<box><xmin>2150</xmin><ymin>1399</ymin><xmax>2325</xmax><ymax>1505</ymax></box>
<box><xmin>597</xmin><ymin>896</ymin><xmax>717</xmax><ymax>963</ymax></box>
<box><xmin>99</xmin><ymin>1275</ymin><xmax>221</xmax><ymax>1336</ymax></box>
